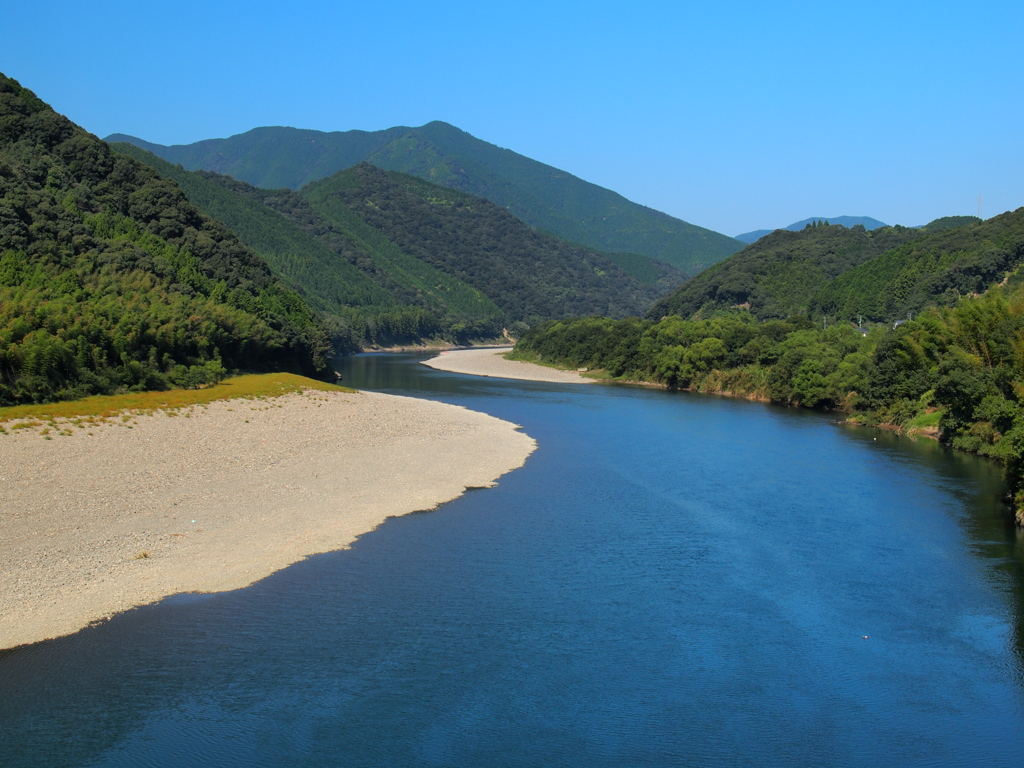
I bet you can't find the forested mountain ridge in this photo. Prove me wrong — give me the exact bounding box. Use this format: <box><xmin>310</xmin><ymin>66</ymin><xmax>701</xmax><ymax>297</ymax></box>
<box><xmin>106</xmin><ymin>122</ymin><xmax>743</xmax><ymax>275</ymax></box>
<box><xmin>648</xmin><ymin>212</ymin><xmax>1024</xmax><ymax>327</ymax></box>
<box><xmin>811</xmin><ymin>209</ymin><xmax>1024</xmax><ymax>322</ymax></box>
<box><xmin>0</xmin><ymin>73</ymin><xmax>329</xmax><ymax>405</ymax></box>
<box><xmin>109</xmin><ymin>142</ymin><xmax>396</xmax><ymax>312</ymax></box>
<box><xmin>648</xmin><ymin>222</ymin><xmax>923</xmax><ymax>321</ymax></box>
<box><xmin>114</xmin><ymin>148</ymin><xmax>664</xmax><ymax>343</ymax></box>
<box><xmin>111</xmin><ymin>143</ymin><xmax>504</xmax><ymax>348</ymax></box>
<box><xmin>301</xmin><ymin>163</ymin><xmax>666</xmax><ymax>323</ymax></box>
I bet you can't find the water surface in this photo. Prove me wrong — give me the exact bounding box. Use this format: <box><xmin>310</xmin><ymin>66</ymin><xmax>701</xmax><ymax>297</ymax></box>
<box><xmin>2</xmin><ymin>353</ymin><xmax>1023</xmax><ymax>767</ymax></box>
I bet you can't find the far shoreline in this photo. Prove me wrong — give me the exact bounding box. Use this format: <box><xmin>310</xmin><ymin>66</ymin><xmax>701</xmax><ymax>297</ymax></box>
<box><xmin>360</xmin><ymin>342</ymin><xmax>513</xmax><ymax>354</ymax></box>
<box><xmin>421</xmin><ymin>348</ymin><xmax>595</xmax><ymax>384</ymax></box>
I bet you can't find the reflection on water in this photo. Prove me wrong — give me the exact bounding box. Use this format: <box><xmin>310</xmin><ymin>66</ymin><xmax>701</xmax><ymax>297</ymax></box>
<box><xmin>2</xmin><ymin>353</ymin><xmax>1023</xmax><ymax>767</ymax></box>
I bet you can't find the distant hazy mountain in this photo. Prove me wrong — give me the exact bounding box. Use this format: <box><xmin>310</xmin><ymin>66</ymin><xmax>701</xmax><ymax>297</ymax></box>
<box><xmin>105</xmin><ymin>122</ymin><xmax>743</xmax><ymax>274</ymax></box>
<box><xmin>735</xmin><ymin>216</ymin><xmax>888</xmax><ymax>244</ymax></box>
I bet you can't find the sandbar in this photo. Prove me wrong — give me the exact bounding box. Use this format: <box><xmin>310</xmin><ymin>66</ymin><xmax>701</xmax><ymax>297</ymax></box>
<box><xmin>0</xmin><ymin>390</ymin><xmax>535</xmax><ymax>650</ymax></box>
<box><xmin>421</xmin><ymin>347</ymin><xmax>593</xmax><ymax>384</ymax></box>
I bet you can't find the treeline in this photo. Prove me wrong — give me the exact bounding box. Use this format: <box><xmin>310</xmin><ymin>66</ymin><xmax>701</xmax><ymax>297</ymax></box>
<box><xmin>0</xmin><ymin>73</ymin><xmax>329</xmax><ymax>405</ymax></box>
<box><xmin>513</xmin><ymin>285</ymin><xmax>1024</xmax><ymax>518</ymax></box>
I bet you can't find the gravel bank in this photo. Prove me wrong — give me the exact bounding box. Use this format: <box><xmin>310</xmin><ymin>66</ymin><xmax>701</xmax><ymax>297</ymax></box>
<box><xmin>0</xmin><ymin>390</ymin><xmax>535</xmax><ymax>650</ymax></box>
<box><xmin>421</xmin><ymin>348</ymin><xmax>593</xmax><ymax>384</ymax></box>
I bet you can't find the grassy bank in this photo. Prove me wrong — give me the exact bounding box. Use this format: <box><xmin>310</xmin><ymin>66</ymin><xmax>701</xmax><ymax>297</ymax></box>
<box><xmin>0</xmin><ymin>373</ymin><xmax>351</xmax><ymax>435</ymax></box>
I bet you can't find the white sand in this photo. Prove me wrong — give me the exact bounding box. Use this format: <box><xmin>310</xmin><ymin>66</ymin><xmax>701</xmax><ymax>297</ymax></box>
<box><xmin>0</xmin><ymin>389</ymin><xmax>535</xmax><ymax>649</ymax></box>
<box><xmin>421</xmin><ymin>347</ymin><xmax>593</xmax><ymax>383</ymax></box>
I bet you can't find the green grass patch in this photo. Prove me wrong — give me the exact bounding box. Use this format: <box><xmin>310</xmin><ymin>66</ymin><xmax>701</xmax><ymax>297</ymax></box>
<box><xmin>907</xmin><ymin>408</ymin><xmax>943</xmax><ymax>430</ymax></box>
<box><xmin>0</xmin><ymin>373</ymin><xmax>353</xmax><ymax>424</ymax></box>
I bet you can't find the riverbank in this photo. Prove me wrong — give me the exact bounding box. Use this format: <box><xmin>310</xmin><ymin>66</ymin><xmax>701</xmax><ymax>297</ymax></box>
<box><xmin>363</xmin><ymin>342</ymin><xmax>511</xmax><ymax>353</ymax></box>
<box><xmin>0</xmin><ymin>388</ymin><xmax>535</xmax><ymax>650</ymax></box>
<box><xmin>421</xmin><ymin>348</ymin><xmax>594</xmax><ymax>384</ymax></box>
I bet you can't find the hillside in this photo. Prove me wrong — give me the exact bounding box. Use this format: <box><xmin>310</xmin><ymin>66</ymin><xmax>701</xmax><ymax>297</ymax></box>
<box><xmin>106</xmin><ymin>123</ymin><xmax>743</xmax><ymax>274</ymax></box>
<box><xmin>109</xmin><ymin>143</ymin><xmax>396</xmax><ymax>312</ymax></box>
<box><xmin>648</xmin><ymin>222</ymin><xmax>922</xmax><ymax>321</ymax></box>
<box><xmin>111</xmin><ymin>144</ymin><xmax>504</xmax><ymax>347</ymax></box>
<box><xmin>735</xmin><ymin>216</ymin><xmax>888</xmax><ymax>244</ymax></box>
<box><xmin>0</xmin><ymin>73</ymin><xmax>328</xmax><ymax>405</ymax></box>
<box><xmin>811</xmin><ymin>209</ymin><xmax>1024</xmax><ymax>322</ymax></box>
<box><xmin>114</xmin><ymin>149</ymin><xmax>665</xmax><ymax>339</ymax></box>
<box><xmin>301</xmin><ymin>164</ymin><xmax>665</xmax><ymax>323</ymax></box>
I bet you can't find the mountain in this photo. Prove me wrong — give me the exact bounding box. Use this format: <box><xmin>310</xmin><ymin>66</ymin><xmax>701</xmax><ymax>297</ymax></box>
<box><xmin>111</xmin><ymin>142</ymin><xmax>502</xmax><ymax>348</ymax></box>
<box><xmin>735</xmin><ymin>216</ymin><xmax>888</xmax><ymax>244</ymax></box>
<box><xmin>109</xmin><ymin>143</ymin><xmax>398</xmax><ymax>313</ymax></box>
<box><xmin>105</xmin><ymin>122</ymin><xmax>743</xmax><ymax>274</ymax></box>
<box><xmin>811</xmin><ymin>210</ymin><xmax>1024</xmax><ymax>322</ymax></box>
<box><xmin>733</xmin><ymin>229</ymin><xmax>774</xmax><ymax>244</ymax></box>
<box><xmin>116</xmin><ymin>146</ymin><xmax>671</xmax><ymax>344</ymax></box>
<box><xmin>648</xmin><ymin>210</ymin><xmax>1024</xmax><ymax>327</ymax></box>
<box><xmin>0</xmin><ymin>73</ymin><xmax>328</xmax><ymax>405</ymax></box>
<box><xmin>648</xmin><ymin>222</ymin><xmax>922</xmax><ymax>321</ymax></box>
<box><xmin>302</xmin><ymin>163</ymin><xmax>666</xmax><ymax>323</ymax></box>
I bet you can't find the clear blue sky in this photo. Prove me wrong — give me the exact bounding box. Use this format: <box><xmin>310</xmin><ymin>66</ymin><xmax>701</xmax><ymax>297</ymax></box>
<box><xmin>6</xmin><ymin>0</ymin><xmax>1022</xmax><ymax>236</ymax></box>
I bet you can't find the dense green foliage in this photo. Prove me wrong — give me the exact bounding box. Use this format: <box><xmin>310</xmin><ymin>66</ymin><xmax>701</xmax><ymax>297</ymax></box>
<box><xmin>301</xmin><ymin>164</ymin><xmax>666</xmax><ymax>324</ymax></box>
<box><xmin>113</xmin><ymin>144</ymin><xmax>504</xmax><ymax>348</ymax></box>
<box><xmin>107</xmin><ymin>122</ymin><xmax>742</xmax><ymax>274</ymax></box>
<box><xmin>110</xmin><ymin>143</ymin><xmax>394</xmax><ymax>312</ymax></box>
<box><xmin>812</xmin><ymin>209</ymin><xmax>1024</xmax><ymax>322</ymax></box>
<box><xmin>650</xmin><ymin>223</ymin><xmax>922</xmax><ymax>320</ymax></box>
<box><xmin>119</xmin><ymin>147</ymin><xmax>665</xmax><ymax>344</ymax></box>
<box><xmin>920</xmin><ymin>215</ymin><xmax>982</xmax><ymax>233</ymax></box>
<box><xmin>513</xmin><ymin>312</ymin><xmax>852</xmax><ymax>406</ymax></box>
<box><xmin>649</xmin><ymin>212</ymin><xmax>1024</xmax><ymax>334</ymax></box>
<box><xmin>514</xmin><ymin>281</ymin><xmax>1024</xmax><ymax>516</ymax></box>
<box><xmin>0</xmin><ymin>74</ymin><xmax>329</xmax><ymax>405</ymax></box>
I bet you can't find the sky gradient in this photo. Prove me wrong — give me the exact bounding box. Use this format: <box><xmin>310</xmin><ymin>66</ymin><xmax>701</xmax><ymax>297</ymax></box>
<box><xmin>6</xmin><ymin>0</ymin><xmax>1022</xmax><ymax>236</ymax></box>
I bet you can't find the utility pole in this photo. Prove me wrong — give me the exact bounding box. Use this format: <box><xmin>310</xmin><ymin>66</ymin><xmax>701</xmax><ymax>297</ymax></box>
<box><xmin>978</xmin><ymin>194</ymin><xmax>983</xmax><ymax>219</ymax></box>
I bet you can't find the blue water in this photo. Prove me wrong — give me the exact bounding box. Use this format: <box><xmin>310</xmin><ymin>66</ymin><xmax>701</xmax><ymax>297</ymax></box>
<box><xmin>2</xmin><ymin>353</ymin><xmax>1024</xmax><ymax>767</ymax></box>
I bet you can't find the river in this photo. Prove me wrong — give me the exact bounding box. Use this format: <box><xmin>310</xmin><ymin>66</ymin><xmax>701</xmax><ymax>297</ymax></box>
<box><xmin>2</xmin><ymin>352</ymin><xmax>1023</xmax><ymax>767</ymax></box>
